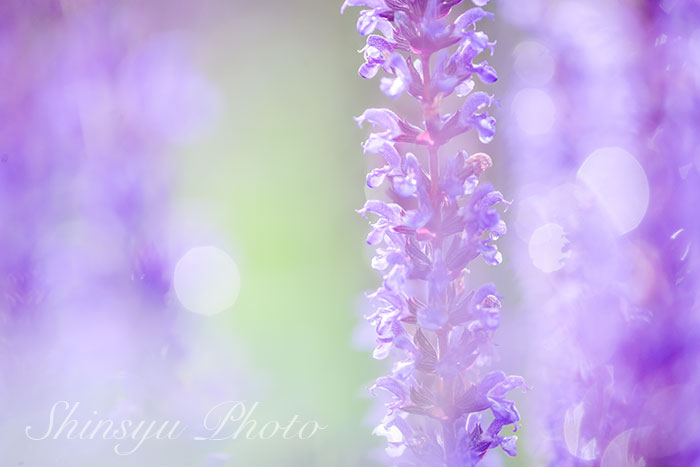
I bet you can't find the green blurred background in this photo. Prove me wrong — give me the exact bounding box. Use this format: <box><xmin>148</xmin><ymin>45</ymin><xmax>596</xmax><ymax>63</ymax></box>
<box><xmin>175</xmin><ymin>2</ymin><xmax>377</xmax><ymax>465</ymax></box>
<box><xmin>171</xmin><ymin>1</ymin><xmax>530</xmax><ymax>465</ymax></box>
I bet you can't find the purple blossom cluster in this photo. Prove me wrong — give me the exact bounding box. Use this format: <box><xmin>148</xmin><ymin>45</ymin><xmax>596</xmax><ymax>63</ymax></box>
<box><xmin>343</xmin><ymin>1</ymin><xmax>525</xmax><ymax>464</ymax></box>
<box><xmin>501</xmin><ymin>0</ymin><xmax>700</xmax><ymax>464</ymax></box>
<box><xmin>0</xmin><ymin>1</ymin><xmax>181</xmax><ymax>352</ymax></box>
<box><xmin>0</xmin><ymin>0</ymin><xmax>219</xmax><ymax>432</ymax></box>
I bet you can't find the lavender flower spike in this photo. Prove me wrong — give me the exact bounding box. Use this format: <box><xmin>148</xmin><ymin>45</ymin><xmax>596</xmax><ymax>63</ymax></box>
<box><xmin>344</xmin><ymin>1</ymin><xmax>525</xmax><ymax>465</ymax></box>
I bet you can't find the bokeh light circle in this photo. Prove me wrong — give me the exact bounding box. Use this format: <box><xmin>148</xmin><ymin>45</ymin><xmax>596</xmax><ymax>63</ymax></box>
<box><xmin>174</xmin><ymin>246</ymin><xmax>240</xmax><ymax>316</ymax></box>
<box><xmin>528</xmin><ymin>223</ymin><xmax>569</xmax><ymax>273</ymax></box>
<box><xmin>577</xmin><ymin>147</ymin><xmax>649</xmax><ymax>235</ymax></box>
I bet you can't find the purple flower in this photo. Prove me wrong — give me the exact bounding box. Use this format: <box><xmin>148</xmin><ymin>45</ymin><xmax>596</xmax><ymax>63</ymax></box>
<box><xmin>502</xmin><ymin>0</ymin><xmax>700</xmax><ymax>464</ymax></box>
<box><xmin>344</xmin><ymin>1</ymin><xmax>525</xmax><ymax>465</ymax></box>
<box><xmin>0</xmin><ymin>0</ymin><xmax>220</xmax><ymax>434</ymax></box>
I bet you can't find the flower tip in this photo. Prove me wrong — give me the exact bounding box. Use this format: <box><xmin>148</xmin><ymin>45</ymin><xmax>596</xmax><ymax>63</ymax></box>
<box><xmin>466</xmin><ymin>152</ymin><xmax>493</xmax><ymax>176</ymax></box>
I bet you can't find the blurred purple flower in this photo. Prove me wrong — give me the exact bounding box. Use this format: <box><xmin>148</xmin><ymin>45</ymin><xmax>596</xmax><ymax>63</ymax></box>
<box><xmin>502</xmin><ymin>0</ymin><xmax>700</xmax><ymax>464</ymax></box>
<box><xmin>0</xmin><ymin>0</ymin><xmax>222</xmax><ymax>430</ymax></box>
<box><xmin>344</xmin><ymin>1</ymin><xmax>525</xmax><ymax>465</ymax></box>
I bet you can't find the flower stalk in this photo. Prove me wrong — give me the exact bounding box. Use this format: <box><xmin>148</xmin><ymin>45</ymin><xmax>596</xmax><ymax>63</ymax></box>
<box><xmin>343</xmin><ymin>1</ymin><xmax>526</xmax><ymax>465</ymax></box>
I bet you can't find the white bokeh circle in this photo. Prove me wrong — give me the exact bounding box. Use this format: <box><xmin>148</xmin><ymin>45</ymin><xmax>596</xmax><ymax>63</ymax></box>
<box><xmin>174</xmin><ymin>246</ymin><xmax>240</xmax><ymax>316</ymax></box>
<box><xmin>528</xmin><ymin>223</ymin><xmax>569</xmax><ymax>273</ymax></box>
<box><xmin>577</xmin><ymin>147</ymin><xmax>649</xmax><ymax>235</ymax></box>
